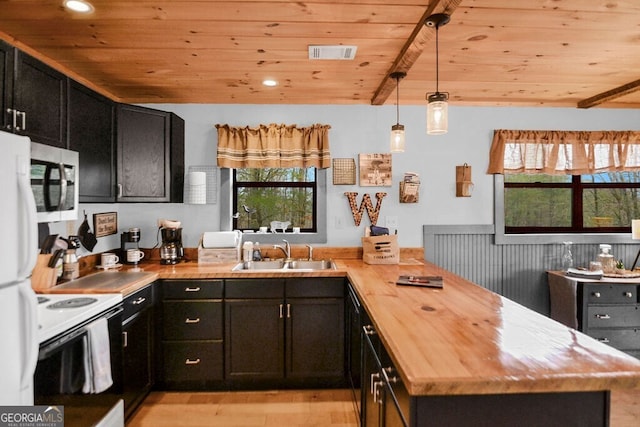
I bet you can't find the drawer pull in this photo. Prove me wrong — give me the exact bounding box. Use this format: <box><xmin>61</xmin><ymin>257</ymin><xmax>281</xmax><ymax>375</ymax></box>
<box><xmin>185</xmin><ymin>317</ymin><xmax>201</xmax><ymax>324</ymax></box>
<box><xmin>592</xmin><ymin>292</ymin><xmax>601</xmax><ymax>298</ymax></box>
<box><xmin>185</xmin><ymin>287</ymin><xmax>201</xmax><ymax>292</ymax></box>
<box><xmin>598</xmin><ymin>338</ymin><xmax>611</xmax><ymax>343</ymax></box>
<box><xmin>363</xmin><ymin>325</ymin><xmax>377</xmax><ymax>335</ymax></box>
<box><xmin>132</xmin><ymin>297</ymin><xmax>146</xmax><ymax>305</ymax></box>
<box><xmin>370</xmin><ymin>372</ymin><xmax>380</xmax><ymax>394</ymax></box>
<box><xmin>625</xmin><ymin>292</ymin><xmax>634</xmax><ymax>298</ymax></box>
<box><xmin>595</xmin><ymin>314</ymin><xmax>611</xmax><ymax>320</ymax></box>
<box><xmin>185</xmin><ymin>358</ymin><xmax>201</xmax><ymax>365</ymax></box>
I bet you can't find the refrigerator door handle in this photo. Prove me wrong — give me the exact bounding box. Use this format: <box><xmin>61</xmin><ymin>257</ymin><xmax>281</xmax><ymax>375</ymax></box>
<box><xmin>18</xmin><ymin>284</ymin><xmax>38</xmax><ymax>392</ymax></box>
<box><xmin>16</xmin><ymin>154</ymin><xmax>38</xmax><ymax>279</ymax></box>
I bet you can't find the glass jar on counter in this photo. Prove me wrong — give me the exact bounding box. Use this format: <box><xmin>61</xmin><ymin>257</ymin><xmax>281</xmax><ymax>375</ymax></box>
<box><xmin>598</xmin><ymin>244</ymin><xmax>616</xmax><ymax>274</ymax></box>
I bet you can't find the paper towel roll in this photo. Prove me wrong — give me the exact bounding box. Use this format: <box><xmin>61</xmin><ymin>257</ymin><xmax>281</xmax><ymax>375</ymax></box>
<box><xmin>201</xmin><ymin>231</ymin><xmax>241</xmax><ymax>248</ymax></box>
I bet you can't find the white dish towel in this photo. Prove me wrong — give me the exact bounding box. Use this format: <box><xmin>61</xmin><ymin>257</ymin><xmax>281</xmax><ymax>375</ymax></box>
<box><xmin>82</xmin><ymin>317</ymin><xmax>113</xmax><ymax>394</ymax></box>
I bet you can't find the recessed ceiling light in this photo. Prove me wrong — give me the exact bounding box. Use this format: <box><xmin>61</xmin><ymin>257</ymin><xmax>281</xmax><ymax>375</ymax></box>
<box><xmin>64</xmin><ymin>0</ymin><xmax>94</xmax><ymax>13</ymax></box>
<box><xmin>262</xmin><ymin>79</ymin><xmax>278</xmax><ymax>87</ymax></box>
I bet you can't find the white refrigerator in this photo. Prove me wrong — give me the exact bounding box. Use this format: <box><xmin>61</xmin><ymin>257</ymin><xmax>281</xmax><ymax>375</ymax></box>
<box><xmin>0</xmin><ymin>130</ymin><xmax>39</xmax><ymax>405</ymax></box>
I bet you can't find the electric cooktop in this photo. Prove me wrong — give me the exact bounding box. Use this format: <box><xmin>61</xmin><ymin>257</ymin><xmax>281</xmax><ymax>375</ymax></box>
<box><xmin>36</xmin><ymin>293</ymin><xmax>122</xmax><ymax>344</ymax></box>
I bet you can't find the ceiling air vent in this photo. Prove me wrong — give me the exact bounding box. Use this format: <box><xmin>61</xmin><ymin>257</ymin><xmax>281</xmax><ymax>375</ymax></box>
<box><xmin>308</xmin><ymin>45</ymin><xmax>357</xmax><ymax>60</ymax></box>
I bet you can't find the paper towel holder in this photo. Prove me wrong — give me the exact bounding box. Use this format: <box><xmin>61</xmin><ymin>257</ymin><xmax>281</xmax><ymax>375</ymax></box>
<box><xmin>185</xmin><ymin>171</ymin><xmax>207</xmax><ymax>204</ymax></box>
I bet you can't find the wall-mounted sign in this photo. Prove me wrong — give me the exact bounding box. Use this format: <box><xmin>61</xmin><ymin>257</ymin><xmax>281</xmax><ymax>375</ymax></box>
<box><xmin>93</xmin><ymin>212</ymin><xmax>118</xmax><ymax>237</ymax></box>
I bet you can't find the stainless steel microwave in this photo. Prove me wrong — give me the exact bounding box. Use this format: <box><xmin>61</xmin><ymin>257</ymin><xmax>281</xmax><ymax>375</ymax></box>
<box><xmin>30</xmin><ymin>142</ymin><xmax>79</xmax><ymax>223</ymax></box>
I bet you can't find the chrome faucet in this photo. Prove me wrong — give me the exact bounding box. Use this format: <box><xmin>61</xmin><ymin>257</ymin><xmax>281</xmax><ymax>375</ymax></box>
<box><xmin>306</xmin><ymin>244</ymin><xmax>313</xmax><ymax>260</ymax></box>
<box><xmin>273</xmin><ymin>239</ymin><xmax>291</xmax><ymax>260</ymax></box>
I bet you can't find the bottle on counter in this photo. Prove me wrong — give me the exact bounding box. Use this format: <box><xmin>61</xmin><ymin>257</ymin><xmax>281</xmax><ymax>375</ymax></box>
<box><xmin>561</xmin><ymin>241</ymin><xmax>573</xmax><ymax>271</ymax></box>
<box><xmin>243</xmin><ymin>241</ymin><xmax>254</xmax><ymax>262</ymax></box>
<box><xmin>252</xmin><ymin>242</ymin><xmax>263</xmax><ymax>261</ymax></box>
<box><xmin>62</xmin><ymin>248</ymin><xmax>79</xmax><ymax>280</ymax></box>
<box><xmin>598</xmin><ymin>244</ymin><xmax>616</xmax><ymax>274</ymax></box>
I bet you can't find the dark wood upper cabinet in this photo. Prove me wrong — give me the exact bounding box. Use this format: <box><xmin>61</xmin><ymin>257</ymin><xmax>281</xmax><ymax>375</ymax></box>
<box><xmin>68</xmin><ymin>80</ymin><xmax>116</xmax><ymax>203</ymax></box>
<box><xmin>12</xmin><ymin>50</ymin><xmax>67</xmax><ymax>147</ymax></box>
<box><xmin>116</xmin><ymin>104</ymin><xmax>184</xmax><ymax>202</ymax></box>
<box><xmin>0</xmin><ymin>40</ymin><xmax>12</xmax><ymax>133</ymax></box>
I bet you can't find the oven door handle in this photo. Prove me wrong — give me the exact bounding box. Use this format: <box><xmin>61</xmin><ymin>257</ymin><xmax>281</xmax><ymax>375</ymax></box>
<box><xmin>38</xmin><ymin>305</ymin><xmax>123</xmax><ymax>359</ymax></box>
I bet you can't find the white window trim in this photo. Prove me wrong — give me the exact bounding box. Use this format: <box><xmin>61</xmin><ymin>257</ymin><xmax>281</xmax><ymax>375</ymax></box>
<box><xmin>220</xmin><ymin>168</ymin><xmax>327</xmax><ymax>244</ymax></box>
<box><xmin>493</xmin><ymin>174</ymin><xmax>634</xmax><ymax>245</ymax></box>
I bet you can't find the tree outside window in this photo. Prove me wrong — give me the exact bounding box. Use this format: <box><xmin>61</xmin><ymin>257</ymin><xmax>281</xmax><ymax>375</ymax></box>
<box><xmin>504</xmin><ymin>172</ymin><xmax>640</xmax><ymax>233</ymax></box>
<box><xmin>233</xmin><ymin>168</ymin><xmax>316</xmax><ymax>232</ymax></box>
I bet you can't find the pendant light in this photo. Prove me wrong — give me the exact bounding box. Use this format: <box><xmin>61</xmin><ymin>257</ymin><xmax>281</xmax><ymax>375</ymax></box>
<box><xmin>390</xmin><ymin>71</ymin><xmax>407</xmax><ymax>153</ymax></box>
<box><xmin>425</xmin><ymin>13</ymin><xmax>450</xmax><ymax>135</ymax></box>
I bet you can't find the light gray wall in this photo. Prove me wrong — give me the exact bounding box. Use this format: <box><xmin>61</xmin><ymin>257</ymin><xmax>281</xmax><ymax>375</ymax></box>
<box><xmin>51</xmin><ymin>104</ymin><xmax>640</xmax><ymax>255</ymax></box>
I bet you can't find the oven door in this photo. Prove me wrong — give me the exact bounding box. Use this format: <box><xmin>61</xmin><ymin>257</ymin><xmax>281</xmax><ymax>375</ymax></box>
<box><xmin>34</xmin><ymin>306</ymin><xmax>123</xmax><ymax>427</ymax></box>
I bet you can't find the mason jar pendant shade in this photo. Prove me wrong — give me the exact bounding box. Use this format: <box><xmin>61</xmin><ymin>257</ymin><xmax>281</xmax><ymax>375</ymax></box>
<box><xmin>425</xmin><ymin>13</ymin><xmax>450</xmax><ymax>135</ymax></box>
<box><xmin>390</xmin><ymin>71</ymin><xmax>407</xmax><ymax>152</ymax></box>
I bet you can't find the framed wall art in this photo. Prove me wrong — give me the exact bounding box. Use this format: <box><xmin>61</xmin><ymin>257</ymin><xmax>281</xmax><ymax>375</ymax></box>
<box><xmin>93</xmin><ymin>212</ymin><xmax>118</xmax><ymax>237</ymax></box>
<box><xmin>359</xmin><ymin>153</ymin><xmax>392</xmax><ymax>187</ymax></box>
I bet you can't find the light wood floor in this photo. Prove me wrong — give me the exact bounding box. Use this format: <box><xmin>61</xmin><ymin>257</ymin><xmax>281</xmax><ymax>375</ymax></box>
<box><xmin>127</xmin><ymin>389</ymin><xmax>358</xmax><ymax>427</ymax></box>
<box><xmin>127</xmin><ymin>388</ymin><xmax>640</xmax><ymax>427</ymax></box>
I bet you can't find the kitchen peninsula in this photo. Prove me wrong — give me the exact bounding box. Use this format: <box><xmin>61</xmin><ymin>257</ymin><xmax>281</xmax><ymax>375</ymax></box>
<box><xmin>43</xmin><ymin>256</ymin><xmax>640</xmax><ymax>426</ymax></box>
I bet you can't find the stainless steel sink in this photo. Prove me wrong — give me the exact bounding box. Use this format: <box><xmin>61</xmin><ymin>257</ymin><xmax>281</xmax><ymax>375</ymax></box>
<box><xmin>232</xmin><ymin>259</ymin><xmax>335</xmax><ymax>271</ymax></box>
<box><xmin>233</xmin><ymin>260</ymin><xmax>286</xmax><ymax>270</ymax></box>
<box><xmin>287</xmin><ymin>259</ymin><xmax>335</xmax><ymax>270</ymax></box>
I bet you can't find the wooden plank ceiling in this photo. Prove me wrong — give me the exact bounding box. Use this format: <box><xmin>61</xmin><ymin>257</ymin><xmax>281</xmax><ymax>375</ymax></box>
<box><xmin>0</xmin><ymin>0</ymin><xmax>639</xmax><ymax>108</ymax></box>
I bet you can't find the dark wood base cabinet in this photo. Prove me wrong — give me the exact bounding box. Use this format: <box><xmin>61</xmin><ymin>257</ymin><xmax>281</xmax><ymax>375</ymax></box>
<box><xmin>122</xmin><ymin>283</ymin><xmax>155</xmax><ymax>420</ymax></box>
<box><xmin>158</xmin><ymin>280</ymin><xmax>224</xmax><ymax>390</ymax></box>
<box><xmin>360</xmin><ymin>296</ymin><xmax>609</xmax><ymax>427</ymax></box>
<box><xmin>225</xmin><ymin>278</ymin><xmax>346</xmax><ymax>389</ymax></box>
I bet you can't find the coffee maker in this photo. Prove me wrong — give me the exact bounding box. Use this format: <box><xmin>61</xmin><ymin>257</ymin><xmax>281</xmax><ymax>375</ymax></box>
<box><xmin>121</xmin><ymin>227</ymin><xmax>140</xmax><ymax>264</ymax></box>
<box><xmin>160</xmin><ymin>226</ymin><xmax>184</xmax><ymax>264</ymax></box>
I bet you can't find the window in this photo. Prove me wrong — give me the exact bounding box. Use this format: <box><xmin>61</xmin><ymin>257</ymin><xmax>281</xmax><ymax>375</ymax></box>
<box><xmin>232</xmin><ymin>168</ymin><xmax>317</xmax><ymax>232</ymax></box>
<box><xmin>504</xmin><ymin>172</ymin><xmax>640</xmax><ymax>234</ymax></box>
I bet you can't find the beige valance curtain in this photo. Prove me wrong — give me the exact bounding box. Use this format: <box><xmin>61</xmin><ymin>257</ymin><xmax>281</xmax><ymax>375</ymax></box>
<box><xmin>215</xmin><ymin>123</ymin><xmax>331</xmax><ymax>169</ymax></box>
<box><xmin>487</xmin><ymin>129</ymin><xmax>640</xmax><ymax>175</ymax></box>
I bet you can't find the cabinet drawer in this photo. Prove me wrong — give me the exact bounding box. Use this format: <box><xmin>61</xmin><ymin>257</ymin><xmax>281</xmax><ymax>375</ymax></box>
<box><xmin>586</xmin><ymin>305</ymin><xmax>640</xmax><ymax>328</ymax></box>
<box><xmin>162</xmin><ymin>341</ymin><xmax>223</xmax><ymax>386</ymax></box>
<box><xmin>123</xmin><ymin>284</ymin><xmax>154</xmax><ymax>320</ymax></box>
<box><xmin>163</xmin><ymin>301</ymin><xmax>222</xmax><ymax>340</ymax></box>
<box><xmin>585</xmin><ymin>284</ymin><xmax>638</xmax><ymax>304</ymax></box>
<box><xmin>286</xmin><ymin>278</ymin><xmax>344</xmax><ymax>298</ymax></box>
<box><xmin>162</xmin><ymin>280</ymin><xmax>223</xmax><ymax>300</ymax></box>
<box><xmin>225</xmin><ymin>279</ymin><xmax>284</xmax><ymax>299</ymax></box>
<box><xmin>585</xmin><ymin>328</ymin><xmax>640</xmax><ymax>350</ymax></box>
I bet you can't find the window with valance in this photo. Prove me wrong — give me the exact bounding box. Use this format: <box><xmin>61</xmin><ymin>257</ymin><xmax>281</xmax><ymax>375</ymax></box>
<box><xmin>489</xmin><ymin>130</ymin><xmax>640</xmax><ymax>235</ymax></box>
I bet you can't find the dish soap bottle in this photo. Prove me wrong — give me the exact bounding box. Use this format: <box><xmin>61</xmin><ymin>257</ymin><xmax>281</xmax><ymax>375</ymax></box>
<box><xmin>598</xmin><ymin>244</ymin><xmax>615</xmax><ymax>274</ymax></box>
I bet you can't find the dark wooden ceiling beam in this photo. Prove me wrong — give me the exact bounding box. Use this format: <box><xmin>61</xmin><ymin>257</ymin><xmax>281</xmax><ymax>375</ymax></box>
<box><xmin>370</xmin><ymin>0</ymin><xmax>462</xmax><ymax>106</ymax></box>
<box><xmin>577</xmin><ymin>79</ymin><xmax>640</xmax><ymax>108</ymax></box>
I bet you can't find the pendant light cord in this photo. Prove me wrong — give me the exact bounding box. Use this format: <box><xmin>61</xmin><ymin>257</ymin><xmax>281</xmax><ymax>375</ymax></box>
<box><xmin>435</xmin><ymin>26</ymin><xmax>440</xmax><ymax>94</ymax></box>
<box><xmin>396</xmin><ymin>75</ymin><xmax>400</xmax><ymax>125</ymax></box>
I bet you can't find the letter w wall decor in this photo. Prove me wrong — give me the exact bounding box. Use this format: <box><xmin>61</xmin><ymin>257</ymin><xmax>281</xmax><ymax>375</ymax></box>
<box><xmin>344</xmin><ymin>192</ymin><xmax>387</xmax><ymax>226</ymax></box>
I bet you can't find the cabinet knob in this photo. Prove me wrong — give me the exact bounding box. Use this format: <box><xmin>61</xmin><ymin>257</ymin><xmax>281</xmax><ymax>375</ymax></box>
<box><xmin>185</xmin><ymin>317</ymin><xmax>200</xmax><ymax>324</ymax></box>
<box><xmin>595</xmin><ymin>314</ymin><xmax>611</xmax><ymax>320</ymax></box>
<box><xmin>185</xmin><ymin>358</ymin><xmax>201</xmax><ymax>365</ymax></box>
<box><xmin>624</xmin><ymin>292</ymin><xmax>634</xmax><ymax>298</ymax></box>
<box><xmin>598</xmin><ymin>338</ymin><xmax>610</xmax><ymax>343</ymax></box>
<box><xmin>593</xmin><ymin>292</ymin><xmax>601</xmax><ymax>298</ymax></box>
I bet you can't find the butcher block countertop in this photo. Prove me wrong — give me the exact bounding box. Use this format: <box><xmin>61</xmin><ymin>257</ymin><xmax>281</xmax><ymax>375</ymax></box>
<box><xmin>39</xmin><ymin>256</ymin><xmax>640</xmax><ymax>397</ymax></box>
